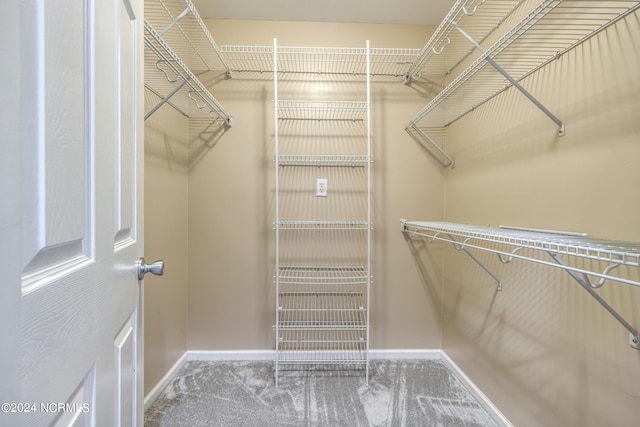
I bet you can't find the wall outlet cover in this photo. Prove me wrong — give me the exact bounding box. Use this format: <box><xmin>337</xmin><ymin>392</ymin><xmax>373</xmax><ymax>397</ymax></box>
<box><xmin>316</xmin><ymin>178</ymin><xmax>327</xmax><ymax>197</ymax></box>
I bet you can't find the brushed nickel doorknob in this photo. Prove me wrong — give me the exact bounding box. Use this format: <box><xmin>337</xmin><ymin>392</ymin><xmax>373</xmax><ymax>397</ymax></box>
<box><xmin>136</xmin><ymin>257</ymin><xmax>164</xmax><ymax>280</ymax></box>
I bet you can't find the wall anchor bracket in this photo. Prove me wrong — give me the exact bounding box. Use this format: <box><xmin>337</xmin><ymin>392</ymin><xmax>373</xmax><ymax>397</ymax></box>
<box><xmin>548</xmin><ymin>252</ymin><xmax>639</xmax><ymax>350</ymax></box>
<box><xmin>448</xmin><ymin>234</ymin><xmax>502</xmax><ymax>291</ymax></box>
<box><xmin>630</xmin><ymin>333</ymin><xmax>640</xmax><ymax>350</ymax></box>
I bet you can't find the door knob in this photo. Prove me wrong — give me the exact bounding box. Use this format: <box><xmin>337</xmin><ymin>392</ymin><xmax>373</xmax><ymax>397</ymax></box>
<box><xmin>136</xmin><ymin>257</ymin><xmax>164</xmax><ymax>280</ymax></box>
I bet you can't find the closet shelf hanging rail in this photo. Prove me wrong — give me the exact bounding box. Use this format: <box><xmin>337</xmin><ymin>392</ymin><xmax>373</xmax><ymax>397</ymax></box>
<box><xmin>145</xmin><ymin>0</ymin><xmax>232</xmax><ymax>76</ymax></box>
<box><xmin>144</xmin><ymin>20</ymin><xmax>233</xmax><ymax>125</ymax></box>
<box><xmin>406</xmin><ymin>0</ymin><xmax>640</xmax><ymax>136</ymax></box>
<box><xmin>400</xmin><ymin>220</ymin><xmax>640</xmax><ymax>349</ymax></box>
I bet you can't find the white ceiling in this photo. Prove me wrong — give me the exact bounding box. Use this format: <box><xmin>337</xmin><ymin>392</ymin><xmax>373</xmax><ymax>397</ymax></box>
<box><xmin>191</xmin><ymin>0</ymin><xmax>455</xmax><ymax>26</ymax></box>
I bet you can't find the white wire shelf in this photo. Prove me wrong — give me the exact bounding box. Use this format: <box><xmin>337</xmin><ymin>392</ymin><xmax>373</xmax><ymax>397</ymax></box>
<box><xmin>221</xmin><ymin>45</ymin><xmax>419</xmax><ymax>78</ymax></box>
<box><xmin>277</xmin><ymin>155</ymin><xmax>369</xmax><ymax>167</ymax></box>
<box><xmin>276</xmin><ymin>100</ymin><xmax>370</xmax><ymax>121</ymax></box>
<box><xmin>144</xmin><ymin>20</ymin><xmax>233</xmax><ymax>124</ymax></box>
<box><xmin>401</xmin><ymin>221</ymin><xmax>640</xmax><ymax>270</ymax></box>
<box><xmin>407</xmin><ymin>0</ymin><xmax>640</xmax><ymax>136</ymax></box>
<box><xmin>404</xmin><ymin>0</ymin><xmax>526</xmax><ymax>82</ymax></box>
<box><xmin>278</xmin><ymin>221</ymin><xmax>370</xmax><ymax>230</ymax></box>
<box><xmin>278</xmin><ymin>266</ymin><xmax>369</xmax><ymax>285</ymax></box>
<box><xmin>278</xmin><ymin>287</ymin><xmax>367</xmax><ymax>330</ymax></box>
<box><xmin>145</xmin><ymin>0</ymin><xmax>231</xmax><ymax>74</ymax></box>
<box><xmin>401</xmin><ymin>220</ymin><xmax>640</xmax><ymax>349</ymax></box>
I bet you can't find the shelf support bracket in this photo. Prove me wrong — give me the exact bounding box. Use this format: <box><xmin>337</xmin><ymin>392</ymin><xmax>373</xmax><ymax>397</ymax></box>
<box><xmin>547</xmin><ymin>252</ymin><xmax>639</xmax><ymax>349</ymax></box>
<box><xmin>407</xmin><ymin>123</ymin><xmax>455</xmax><ymax>168</ymax></box>
<box><xmin>451</xmin><ymin>21</ymin><xmax>565</xmax><ymax>137</ymax></box>
<box><xmin>159</xmin><ymin>7</ymin><xmax>190</xmax><ymax>37</ymax></box>
<box><xmin>447</xmin><ymin>234</ymin><xmax>502</xmax><ymax>291</ymax></box>
<box><xmin>144</xmin><ymin>78</ymin><xmax>189</xmax><ymax>121</ymax></box>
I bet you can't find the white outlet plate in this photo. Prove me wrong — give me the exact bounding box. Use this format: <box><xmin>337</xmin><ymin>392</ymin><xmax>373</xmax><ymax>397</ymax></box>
<box><xmin>316</xmin><ymin>178</ymin><xmax>327</xmax><ymax>197</ymax></box>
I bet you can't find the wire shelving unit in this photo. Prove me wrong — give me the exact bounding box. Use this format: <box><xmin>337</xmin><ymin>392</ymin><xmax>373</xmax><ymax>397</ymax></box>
<box><xmin>400</xmin><ymin>220</ymin><xmax>640</xmax><ymax>349</ymax></box>
<box><xmin>273</xmin><ymin>39</ymin><xmax>372</xmax><ymax>384</ymax></box>
<box><xmin>405</xmin><ymin>0</ymin><xmax>640</xmax><ymax>167</ymax></box>
<box><xmin>144</xmin><ymin>0</ymin><xmax>232</xmax><ymax>124</ymax></box>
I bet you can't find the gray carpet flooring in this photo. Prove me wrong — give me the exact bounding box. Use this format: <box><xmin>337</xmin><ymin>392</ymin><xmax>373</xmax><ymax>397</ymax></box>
<box><xmin>144</xmin><ymin>359</ymin><xmax>501</xmax><ymax>427</ymax></box>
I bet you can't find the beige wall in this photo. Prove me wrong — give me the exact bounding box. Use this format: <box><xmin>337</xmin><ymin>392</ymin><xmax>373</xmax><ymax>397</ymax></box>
<box><xmin>439</xmin><ymin>10</ymin><xmax>640</xmax><ymax>427</ymax></box>
<box><xmin>144</xmin><ymin>90</ymin><xmax>190</xmax><ymax>395</ymax></box>
<box><xmin>186</xmin><ymin>19</ymin><xmax>444</xmax><ymax>351</ymax></box>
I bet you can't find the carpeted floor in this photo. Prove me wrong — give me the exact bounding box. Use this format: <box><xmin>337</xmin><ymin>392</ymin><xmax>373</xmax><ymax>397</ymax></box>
<box><xmin>144</xmin><ymin>359</ymin><xmax>501</xmax><ymax>426</ymax></box>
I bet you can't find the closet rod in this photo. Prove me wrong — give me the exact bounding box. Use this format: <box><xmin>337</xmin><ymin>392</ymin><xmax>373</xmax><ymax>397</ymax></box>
<box><xmin>451</xmin><ymin>21</ymin><xmax>565</xmax><ymax>136</ymax></box>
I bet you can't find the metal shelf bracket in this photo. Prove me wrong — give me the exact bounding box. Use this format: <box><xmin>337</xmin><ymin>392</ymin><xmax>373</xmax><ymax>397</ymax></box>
<box><xmin>449</xmin><ymin>235</ymin><xmax>503</xmax><ymax>291</ymax></box>
<box><xmin>409</xmin><ymin>224</ymin><xmax>502</xmax><ymax>291</ymax></box>
<box><xmin>158</xmin><ymin>7</ymin><xmax>189</xmax><ymax>37</ymax></box>
<box><xmin>144</xmin><ymin>78</ymin><xmax>189</xmax><ymax>121</ymax></box>
<box><xmin>451</xmin><ymin>21</ymin><xmax>565</xmax><ymax>136</ymax></box>
<box><xmin>547</xmin><ymin>252</ymin><xmax>639</xmax><ymax>349</ymax></box>
<box><xmin>406</xmin><ymin>123</ymin><xmax>455</xmax><ymax>168</ymax></box>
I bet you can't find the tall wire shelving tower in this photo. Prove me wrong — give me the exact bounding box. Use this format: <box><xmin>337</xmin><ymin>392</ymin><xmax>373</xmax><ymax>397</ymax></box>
<box><xmin>273</xmin><ymin>39</ymin><xmax>372</xmax><ymax>385</ymax></box>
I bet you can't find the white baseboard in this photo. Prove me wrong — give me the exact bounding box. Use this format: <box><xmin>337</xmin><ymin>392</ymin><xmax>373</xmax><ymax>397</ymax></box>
<box><xmin>440</xmin><ymin>351</ymin><xmax>513</xmax><ymax>427</ymax></box>
<box><xmin>187</xmin><ymin>349</ymin><xmax>274</xmax><ymax>361</ymax></box>
<box><xmin>369</xmin><ymin>349</ymin><xmax>441</xmax><ymax>359</ymax></box>
<box><xmin>144</xmin><ymin>349</ymin><xmax>510</xmax><ymax>427</ymax></box>
<box><xmin>143</xmin><ymin>352</ymin><xmax>188</xmax><ymax>412</ymax></box>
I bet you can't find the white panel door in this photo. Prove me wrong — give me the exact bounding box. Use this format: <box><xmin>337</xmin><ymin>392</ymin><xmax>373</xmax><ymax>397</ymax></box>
<box><xmin>0</xmin><ymin>0</ymin><xmax>145</xmax><ymax>425</ymax></box>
